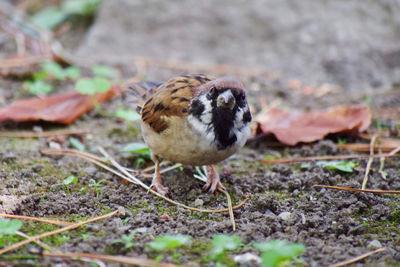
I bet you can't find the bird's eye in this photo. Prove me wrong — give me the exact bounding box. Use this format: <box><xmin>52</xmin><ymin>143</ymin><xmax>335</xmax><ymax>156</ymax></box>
<box><xmin>207</xmin><ymin>86</ymin><xmax>218</xmax><ymax>99</ymax></box>
<box><xmin>238</xmin><ymin>92</ymin><xmax>246</xmax><ymax>101</ymax></box>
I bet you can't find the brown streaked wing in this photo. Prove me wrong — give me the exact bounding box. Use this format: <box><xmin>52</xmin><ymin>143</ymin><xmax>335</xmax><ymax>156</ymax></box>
<box><xmin>141</xmin><ymin>74</ymin><xmax>215</xmax><ymax>133</ymax></box>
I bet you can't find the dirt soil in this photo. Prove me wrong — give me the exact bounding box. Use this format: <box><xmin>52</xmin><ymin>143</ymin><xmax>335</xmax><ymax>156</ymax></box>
<box><xmin>1</xmin><ymin>1</ymin><xmax>400</xmax><ymax>267</ymax></box>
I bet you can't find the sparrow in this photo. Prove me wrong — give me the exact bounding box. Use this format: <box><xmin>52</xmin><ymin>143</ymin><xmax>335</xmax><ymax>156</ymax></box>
<box><xmin>129</xmin><ymin>74</ymin><xmax>252</xmax><ymax>196</ymax></box>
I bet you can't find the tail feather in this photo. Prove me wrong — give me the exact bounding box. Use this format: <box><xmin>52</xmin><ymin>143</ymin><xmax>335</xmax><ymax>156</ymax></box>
<box><xmin>127</xmin><ymin>81</ymin><xmax>160</xmax><ymax>113</ymax></box>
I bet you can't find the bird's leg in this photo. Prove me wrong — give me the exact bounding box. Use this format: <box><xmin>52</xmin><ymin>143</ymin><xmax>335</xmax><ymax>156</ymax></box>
<box><xmin>150</xmin><ymin>160</ymin><xmax>169</xmax><ymax>196</ymax></box>
<box><xmin>203</xmin><ymin>164</ymin><xmax>225</xmax><ymax>193</ymax></box>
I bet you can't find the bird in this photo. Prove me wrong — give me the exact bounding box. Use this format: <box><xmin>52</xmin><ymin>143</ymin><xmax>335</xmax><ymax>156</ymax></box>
<box><xmin>128</xmin><ymin>74</ymin><xmax>252</xmax><ymax>196</ymax></box>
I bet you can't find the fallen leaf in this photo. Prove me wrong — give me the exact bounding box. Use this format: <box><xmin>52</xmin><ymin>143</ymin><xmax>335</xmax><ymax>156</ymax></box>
<box><xmin>0</xmin><ymin>85</ymin><xmax>122</xmax><ymax>125</ymax></box>
<box><xmin>255</xmin><ymin>104</ymin><xmax>371</xmax><ymax>145</ymax></box>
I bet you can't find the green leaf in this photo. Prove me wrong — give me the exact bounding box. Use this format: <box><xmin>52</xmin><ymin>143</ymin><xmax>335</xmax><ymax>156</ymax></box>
<box><xmin>26</xmin><ymin>80</ymin><xmax>53</xmax><ymax>96</ymax></box>
<box><xmin>75</xmin><ymin>78</ymin><xmax>96</xmax><ymax>95</ymax></box>
<box><xmin>211</xmin><ymin>234</ymin><xmax>242</xmax><ymax>257</ymax></box>
<box><xmin>120</xmin><ymin>142</ymin><xmax>149</xmax><ymax>154</ymax></box>
<box><xmin>62</xmin><ymin>0</ymin><xmax>102</xmax><ymax>16</ymax></box>
<box><xmin>93</xmin><ymin>77</ymin><xmax>111</xmax><ymax>93</ymax></box>
<box><xmin>317</xmin><ymin>161</ymin><xmax>358</xmax><ymax>173</ymax></box>
<box><xmin>69</xmin><ymin>137</ymin><xmax>85</xmax><ymax>151</ymax></box>
<box><xmin>41</xmin><ymin>61</ymin><xmax>65</xmax><ymax>80</ymax></box>
<box><xmin>0</xmin><ymin>219</ymin><xmax>22</xmax><ymax>236</ymax></box>
<box><xmin>63</xmin><ymin>175</ymin><xmax>78</xmax><ymax>185</ymax></box>
<box><xmin>114</xmin><ymin>108</ymin><xmax>141</xmax><ymax>121</ymax></box>
<box><xmin>64</xmin><ymin>66</ymin><xmax>81</xmax><ymax>79</ymax></box>
<box><xmin>148</xmin><ymin>235</ymin><xmax>191</xmax><ymax>252</ymax></box>
<box><xmin>32</xmin><ymin>8</ymin><xmax>68</xmax><ymax>29</ymax></box>
<box><xmin>92</xmin><ymin>65</ymin><xmax>117</xmax><ymax>78</ymax></box>
<box><xmin>33</xmin><ymin>70</ymin><xmax>48</xmax><ymax>81</ymax></box>
<box><xmin>263</xmin><ymin>154</ymin><xmax>278</xmax><ymax>160</ymax></box>
<box><xmin>255</xmin><ymin>240</ymin><xmax>305</xmax><ymax>267</ymax></box>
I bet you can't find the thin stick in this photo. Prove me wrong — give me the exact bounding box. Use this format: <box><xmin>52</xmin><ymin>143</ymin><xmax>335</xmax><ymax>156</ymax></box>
<box><xmin>0</xmin><ymin>129</ymin><xmax>88</xmax><ymax>138</ymax></box>
<box><xmin>362</xmin><ymin>134</ymin><xmax>378</xmax><ymax>190</ymax></box>
<box><xmin>327</xmin><ymin>248</ymin><xmax>386</xmax><ymax>267</ymax></box>
<box><xmin>388</xmin><ymin>144</ymin><xmax>400</xmax><ymax>156</ymax></box>
<box><xmin>43</xmin><ymin>251</ymin><xmax>180</xmax><ymax>267</ymax></box>
<box><xmin>0</xmin><ymin>214</ymin><xmax>73</xmax><ymax>226</ymax></box>
<box><xmin>219</xmin><ymin>189</ymin><xmax>236</xmax><ymax>231</ymax></box>
<box><xmin>41</xmin><ymin>149</ymin><xmax>108</xmax><ymax>165</ymax></box>
<box><xmin>16</xmin><ymin>231</ymin><xmax>53</xmax><ymax>252</ymax></box>
<box><xmin>0</xmin><ymin>210</ymin><xmax>119</xmax><ymax>255</ymax></box>
<box><xmin>261</xmin><ymin>153</ymin><xmax>400</xmax><ymax>164</ymax></box>
<box><xmin>378</xmin><ymin>149</ymin><xmax>387</xmax><ymax>180</ymax></box>
<box><xmin>313</xmin><ymin>185</ymin><xmax>400</xmax><ymax>194</ymax></box>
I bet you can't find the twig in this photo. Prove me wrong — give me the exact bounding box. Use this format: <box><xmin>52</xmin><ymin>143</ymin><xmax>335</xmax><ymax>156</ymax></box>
<box><xmin>327</xmin><ymin>248</ymin><xmax>386</xmax><ymax>267</ymax></box>
<box><xmin>0</xmin><ymin>129</ymin><xmax>88</xmax><ymax>138</ymax></box>
<box><xmin>378</xmin><ymin>149</ymin><xmax>387</xmax><ymax>180</ymax></box>
<box><xmin>361</xmin><ymin>134</ymin><xmax>378</xmax><ymax>190</ymax></box>
<box><xmin>388</xmin><ymin>144</ymin><xmax>400</xmax><ymax>156</ymax></box>
<box><xmin>43</xmin><ymin>252</ymin><xmax>180</xmax><ymax>267</ymax></box>
<box><xmin>0</xmin><ymin>210</ymin><xmax>119</xmax><ymax>255</ymax></box>
<box><xmin>219</xmin><ymin>189</ymin><xmax>236</xmax><ymax>231</ymax></box>
<box><xmin>16</xmin><ymin>231</ymin><xmax>53</xmax><ymax>252</ymax></box>
<box><xmin>41</xmin><ymin>149</ymin><xmax>108</xmax><ymax>165</ymax></box>
<box><xmin>313</xmin><ymin>185</ymin><xmax>400</xmax><ymax>194</ymax></box>
<box><xmin>0</xmin><ymin>214</ymin><xmax>73</xmax><ymax>226</ymax></box>
<box><xmin>261</xmin><ymin>153</ymin><xmax>398</xmax><ymax>164</ymax></box>
<box><xmin>337</xmin><ymin>143</ymin><xmax>400</xmax><ymax>153</ymax></box>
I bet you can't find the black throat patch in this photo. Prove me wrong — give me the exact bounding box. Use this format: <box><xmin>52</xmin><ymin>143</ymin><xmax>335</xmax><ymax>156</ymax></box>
<box><xmin>210</xmin><ymin>99</ymin><xmax>237</xmax><ymax>150</ymax></box>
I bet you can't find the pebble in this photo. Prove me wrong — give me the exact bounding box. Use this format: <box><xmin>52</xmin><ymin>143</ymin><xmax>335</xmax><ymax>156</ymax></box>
<box><xmin>194</xmin><ymin>198</ymin><xmax>204</xmax><ymax>206</ymax></box>
<box><xmin>233</xmin><ymin>253</ymin><xmax>261</xmax><ymax>265</ymax></box>
<box><xmin>367</xmin><ymin>239</ymin><xmax>382</xmax><ymax>249</ymax></box>
<box><xmin>278</xmin><ymin>211</ymin><xmax>292</xmax><ymax>221</ymax></box>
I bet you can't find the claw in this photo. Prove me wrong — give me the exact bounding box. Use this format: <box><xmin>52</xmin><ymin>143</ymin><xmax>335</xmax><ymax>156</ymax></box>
<box><xmin>151</xmin><ymin>160</ymin><xmax>169</xmax><ymax>196</ymax></box>
<box><xmin>203</xmin><ymin>165</ymin><xmax>225</xmax><ymax>194</ymax></box>
<box><xmin>150</xmin><ymin>182</ymin><xmax>169</xmax><ymax>196</ymax></box>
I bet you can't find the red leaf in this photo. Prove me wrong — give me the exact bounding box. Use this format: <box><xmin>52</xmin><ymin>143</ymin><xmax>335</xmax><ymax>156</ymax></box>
<box><xmin>255</xmin><ymin>104</ymin><xmax>371</xmax><ymax>145</ymax></box>
<box><xmin>0</xmin><ymin>86</ymin><xmax>122</xmax><ymax>125</ymax></box>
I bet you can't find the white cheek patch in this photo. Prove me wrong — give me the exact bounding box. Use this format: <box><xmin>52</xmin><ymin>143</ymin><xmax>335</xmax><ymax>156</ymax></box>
<box><xmin>188</xmin><ymin>94</ymin><xmax>215</xmax><ymax>145</ymax></box>
<box><xmin>198</xmin><ymin>94</ymin><xmax>213</xmax><ymax>125</ymax></box>
<box><xmin>231</xmin><ymin>105</ymin><xmax>251</xmax><ymax>144</ymax></box>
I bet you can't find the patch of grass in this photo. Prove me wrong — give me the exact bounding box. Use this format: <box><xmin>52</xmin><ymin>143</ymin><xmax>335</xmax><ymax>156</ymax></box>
<box><xmin>113</xmin><ymin>230</ymin><xmax>138</xmax><ymax>250</ymax></box>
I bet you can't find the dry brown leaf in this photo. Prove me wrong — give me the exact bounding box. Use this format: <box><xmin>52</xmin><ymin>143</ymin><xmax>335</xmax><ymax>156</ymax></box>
<box><xmin>255</xmin><ymin>104</ymin><xmax>371</xmax><ymax>145</ymax></box>
<box><xmin>0</xmin><ymin>86</ymin><xmax>122</xmax><ymax>125</ymax></box>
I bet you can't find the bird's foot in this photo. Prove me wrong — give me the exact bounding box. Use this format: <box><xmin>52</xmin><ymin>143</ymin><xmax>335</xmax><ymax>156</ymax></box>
<box><xmin>203</xmin><ymin>165</ymin><xmax>225</xmax><ymax>194</ymax></box>
<box><xmin>150</xmin><ymin>181</ymin><xmax>169</xmax><ymax>196</ymax></box>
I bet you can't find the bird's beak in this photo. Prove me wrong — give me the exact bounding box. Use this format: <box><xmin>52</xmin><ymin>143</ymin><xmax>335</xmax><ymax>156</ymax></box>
<box><xmin>217</xmin><ymin>90</ymin><xmax>236</xmax><ymax>110</ymax></box>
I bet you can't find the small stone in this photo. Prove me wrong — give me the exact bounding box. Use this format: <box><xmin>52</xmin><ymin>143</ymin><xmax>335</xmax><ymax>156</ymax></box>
<box><xmin>367</xmin><ymin>240</ymin><xmax>382</xmax><ymax>249</ymax></box>
<box><xmin>278</xmin><ymin>211</ymin><xmax>292</xmax><ymax>221</ymax></box>
<box><xmin>117</xmin><ymin>206</ymin><xmax>126</xmax><ymax>217</ymax></box>
<box><xmin>233</xmin><ymin>253</ymin><xmax>261</xmax><ymax>265</ymax></box>
<box><xmin>136</xmin><ymin>227</ymin><xmax>148</xmax><ymax>233</ymax></box>
<box><xmin>49</xmin><ymin>141</ymin><xmax>61</xmax><ymax>150</ymax></box>
<box><xmin>194</xmin><ymin>198</ymin><xmax>204</xmax><ymax>207</ymax></box>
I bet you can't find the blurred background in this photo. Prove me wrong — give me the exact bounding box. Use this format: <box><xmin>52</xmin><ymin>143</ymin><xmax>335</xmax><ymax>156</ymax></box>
<box><xmin>1</xmin><ymin>0</ymin><xmax>400</xmax><ymax>95</ymax></box>
<box><xmin>76</xmin><ymin>0</ymin><xmax>400</xmax><ymax>94</ymax></box>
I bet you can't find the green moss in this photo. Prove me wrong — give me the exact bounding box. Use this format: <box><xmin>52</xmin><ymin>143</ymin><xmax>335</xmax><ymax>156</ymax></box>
<box><xmin>388</xmin><ymin>209</ymin><xmax>400</xmax><ymax>224</ymax></box>
<box><xmin>21</xmin><ymin>221</ymin><xmax>89</xmax><ymax>247</ymax></box>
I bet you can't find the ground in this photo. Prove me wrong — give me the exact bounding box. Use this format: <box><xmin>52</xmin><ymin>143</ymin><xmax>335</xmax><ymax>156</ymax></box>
<box><xmin>1</xmin><ymin>1</ymin><xmax>400</xmax><ymax>266</ymax></box>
